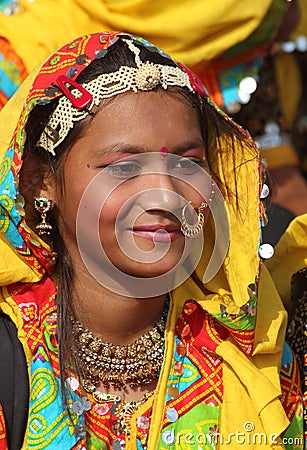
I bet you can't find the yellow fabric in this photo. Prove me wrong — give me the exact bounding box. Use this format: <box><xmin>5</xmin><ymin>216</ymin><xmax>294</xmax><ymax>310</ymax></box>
<box><xmin>0</xmin><ymin>66</ymin><xmax>49</xmax><ymax>285</ymax></box>
<box><xmin>0</xmin><ymin>0</ymin><xmax>272</xmax><ymax>71</ymax></box>
<box><xmin>291</xmin><ymin>0</ymin><xmax>307</xmax><ymax>38</ymax></box>
<box><xmin>273</xmin><ymin>53</ymin><xmax>302</xmax><ymax>128</ymax></box>
<box><xmin>266</xmin><ymin>213</ymin><xmax>307</xmax><ymax>312</ymax></box>
<box><xmin>0</xmin><ymin>34</ymin><xmax>292</xmax><ymax>448</ymax></box>
<box><xmin>260</xmin><ymin>145</ymin><xmax>300</xmax><ymax>169</ymax></box>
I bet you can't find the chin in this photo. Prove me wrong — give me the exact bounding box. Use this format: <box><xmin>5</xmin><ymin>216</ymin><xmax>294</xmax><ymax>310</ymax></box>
<box><xmin>116</xmin><ymin>257</ymin><xmax>182</xmax><ymax>279</ymax></box>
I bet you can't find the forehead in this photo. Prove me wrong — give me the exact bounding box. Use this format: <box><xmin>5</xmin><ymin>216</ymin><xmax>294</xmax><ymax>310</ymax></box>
<box><xmin>81</xmin><ymin>90</ymin><xmax>204</xmax><ymax>154</ymax></box>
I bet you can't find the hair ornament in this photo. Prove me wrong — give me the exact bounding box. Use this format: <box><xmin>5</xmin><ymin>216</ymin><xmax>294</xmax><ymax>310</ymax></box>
<box><xmin>37</xmin><ymin>37</ymin><xmax>200</xmax><ymax>156</ymax></box>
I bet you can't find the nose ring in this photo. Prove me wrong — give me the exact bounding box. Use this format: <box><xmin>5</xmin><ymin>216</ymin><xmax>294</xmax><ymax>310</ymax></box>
<box><xmin>180</xmin><ymin>201</ymin><xmax>208</xmax><ymax>238</ymax></box>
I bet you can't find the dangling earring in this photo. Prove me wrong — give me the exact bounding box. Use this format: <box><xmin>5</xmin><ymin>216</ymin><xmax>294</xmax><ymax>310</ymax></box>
<box><xmin>34</xmin><ymin>197</ymin><xmax>53</xmax><ymax>235</ymax></box>
<box><xmin>181</xmin><ymin>201</ymin><xmax>208</xmax><ymax>238</ymax></box>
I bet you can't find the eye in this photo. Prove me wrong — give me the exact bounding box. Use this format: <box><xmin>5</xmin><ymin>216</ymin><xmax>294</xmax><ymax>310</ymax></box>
<box><xmin>104</xmin><ymin>161</ymin><xmax>142</xmax><ymax>178</ymax></box>
<box><xmin>171</xmin><ymin>158</ymin><xmax>204</xmax><ymax>174</ymax></box>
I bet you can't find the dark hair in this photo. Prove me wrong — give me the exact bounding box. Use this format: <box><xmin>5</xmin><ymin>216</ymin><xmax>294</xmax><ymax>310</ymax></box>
<box><xmin>20</xmin><ymin>37</ymin><xmax>256</xmax><ymax>408</ymax></box>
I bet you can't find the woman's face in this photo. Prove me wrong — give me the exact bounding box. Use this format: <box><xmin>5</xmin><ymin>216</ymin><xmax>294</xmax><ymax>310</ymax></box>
<box><xmin>48</xmin><ymin>90</ymin><xmax>212</xmax><ymax>281</ymax></box>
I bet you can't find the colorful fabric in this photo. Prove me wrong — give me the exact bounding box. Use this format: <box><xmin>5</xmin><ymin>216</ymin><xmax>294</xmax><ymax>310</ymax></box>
<box><xmin>0</xmin><ymin>37</ymin><xmax>27</xmax><ymax>109</ymax></box>
<box><xmin>0</xmin><ymin>32</ymin><xmax>304</xmax><ymax>449</ymax></box>
<box><xmin>1</xmin><ymin>281</ymin><xmax>303</xmax><ymax>449</ymax></box>
<box><xmin>266</xmin><ymin>215</ymin><xmax>307</xmax><ymax>445</ymax></box>
<box><xmin>0</xmin><ymin>406</ymin><xmax>7</xmax><ymax>450</ymax></box>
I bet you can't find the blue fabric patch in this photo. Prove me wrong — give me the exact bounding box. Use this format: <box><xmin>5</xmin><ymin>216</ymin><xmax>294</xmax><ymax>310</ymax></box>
<box><xmin>28</xmin><ymin>346</ymin><xmax>83</xmax><ymax>449</ymax></box>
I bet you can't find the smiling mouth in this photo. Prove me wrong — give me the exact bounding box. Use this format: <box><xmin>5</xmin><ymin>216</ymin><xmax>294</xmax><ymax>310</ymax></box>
<box><xmin>131</xmin><ymin>224</ymin><xmax>182</xmax><ymax>242</ymax></box>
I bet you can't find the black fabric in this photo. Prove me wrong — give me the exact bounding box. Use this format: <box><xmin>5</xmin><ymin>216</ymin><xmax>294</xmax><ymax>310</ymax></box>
<box><xmin>0</xmin><ymin>311</ymin><xmax>29</xmax><ymax>450</ymax></box>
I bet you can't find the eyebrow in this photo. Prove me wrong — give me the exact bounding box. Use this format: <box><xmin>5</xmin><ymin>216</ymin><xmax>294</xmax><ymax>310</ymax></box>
<box><xmin>95</xmin><ymin>138</ymin><xmax>205</xmax><ymax>157</ymax></box>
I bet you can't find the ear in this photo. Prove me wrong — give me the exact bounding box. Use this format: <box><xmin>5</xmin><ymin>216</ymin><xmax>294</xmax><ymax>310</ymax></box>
<box><xmin>39</xmin><ymin>168</ymin><xmax>59</xmax><ymax>206</ymax></box>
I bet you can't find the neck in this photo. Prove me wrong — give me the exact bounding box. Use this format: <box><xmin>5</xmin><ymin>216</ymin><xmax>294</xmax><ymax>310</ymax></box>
<box><xmin>70</xmin><ymin>266</ymin><xmax>167</xmax><ymax>345</ymax></box>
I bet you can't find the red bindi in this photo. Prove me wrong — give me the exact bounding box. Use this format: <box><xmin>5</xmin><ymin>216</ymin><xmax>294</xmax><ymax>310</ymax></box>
<box><xmin>160</xmin><ymin>146</ymin><xmax>168</xmax><ymax>158</ymax></box>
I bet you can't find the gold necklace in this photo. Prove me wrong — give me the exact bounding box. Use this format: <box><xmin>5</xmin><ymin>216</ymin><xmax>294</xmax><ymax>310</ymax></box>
<box><xmin>71</xmin><ymin>300</ymin><xmax>169</xmax><ymax>390</ymax></box>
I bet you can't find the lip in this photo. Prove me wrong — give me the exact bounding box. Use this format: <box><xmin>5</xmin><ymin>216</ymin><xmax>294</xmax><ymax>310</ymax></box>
<box><xmin>131</xmin><ymin>223</ymin><xmax>182</xmax><ymax>242</ymax></box>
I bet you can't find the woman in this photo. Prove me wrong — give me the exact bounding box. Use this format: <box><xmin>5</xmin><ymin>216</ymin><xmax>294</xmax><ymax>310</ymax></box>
<box><xmin>0</xmin><ymin>32</ymin><xmax>303</xmax><ymax>449</ymax></box>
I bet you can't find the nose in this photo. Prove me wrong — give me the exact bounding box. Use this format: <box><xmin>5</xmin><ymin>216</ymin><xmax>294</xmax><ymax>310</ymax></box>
<box><xmin>137</xmin><ymin>173</ymin><xmax>184</xmax><ymax>216</ymax></box>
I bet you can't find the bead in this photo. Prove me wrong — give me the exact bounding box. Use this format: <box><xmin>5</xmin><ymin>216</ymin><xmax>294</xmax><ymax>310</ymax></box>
<box><xmin>134</xmin><ymin>62</ymin><xmax>160</xmax><ymax>91</ymax></box>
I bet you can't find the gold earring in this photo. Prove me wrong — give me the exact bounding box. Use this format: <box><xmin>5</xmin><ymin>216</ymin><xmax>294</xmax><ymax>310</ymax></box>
<box><xmin>34</xmin><ymin>197</ymin><xmax>53</xmax><ymax>235</ymax></box>
<box><xmin>181</xmin><ymin>201</ymin><xmax>208</xmax><ymax>238</ymax></box>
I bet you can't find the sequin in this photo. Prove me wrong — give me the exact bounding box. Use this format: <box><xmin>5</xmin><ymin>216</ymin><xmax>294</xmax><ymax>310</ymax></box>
<box><xmin>176</xmin><ymin>342</ymin><xmax>186</xmax><ymax>357</ymax></box>
<box><xmin>94</xmin><ymin>403</ymin><xmax>110</xmax><ymax>415</ymax></box>
<box><xmin>64</xmin><ymin>376</ymin><xmax>79</xmax><ymax>391</ymax></box>
<box><xmin>168</xmin><ymin>386</ymin><xmax>179</xmax><ymax>399</ymax></box>
<box><xmin>44</xmin><ymin>86</ymin><xmax>59</xmax><ymax>97</ymax></box>
<box><xmin>162</xmin><ymin>429</ymin><xmax>176</xmax><ymax>445</ymax></box>
<box><xmin>220</xmin><ymin>304</ymin><xmax>228</xmax><ymax>318</ymax></box>
<box><xmin>74</xmin><ymin>424</ymin><xmax>86</xmax><ymax>439</ymax></box>
<box><xmin>247</xmin><ymin>284</ymin><xmax>256</xmax><ymax>298</ymax></box>
<box><xmin>112</xmin><ymin>439</ymin><xmax>126</xmax><ymax>450</ymax></box>
<box><xmin>112</xmin><ymin>421</ymin><xmax>123</xmax><ymax>435</ymax></box>
<box><xmin>66</xmin><ymin>66</ymin><xmax>78</xmax><ymax>78</ymax></box>
<box><xmin>259</xmin><ymin>243</ymin><xmax>274</xmax><ymax>259</ymax></box>
<box><xmin>72</xmin><ymin>401</ymin><xmax>83</xmax><ymax>416</ymax></box>
<box><xmin>180</xmin><ymin>324</ymin><xmax>190</xmax><ymax>338</ymax></box>
<box><xmin>76</xmin><ymin>54</ymin><xmax>89</xmax><ymax>65</ymax></box>
<box><xmin>95</xmin><ymin>49</ymin><xmax>108</xmax><ymax>59</ymax></box>
<box><xmin>260</xmin><ymin>184</ymin><xmax>269</xmax><ymax>199</ymax></box>
<box><xmin>110</xmin><ymin>403</ymin><xmax>120</xmax><ymax>416</ymax></box>
<box><xmin>166</xmin><ymin>407</ymin><xmax>178</xmax><ymax>423</ymax></box>
<box><xmin>36</xmin><ymin>97</ymin><xmax>51</xmax><ymax>105</ymax></box>
<box><xmin>174</xmin><ymin>361</ymin><xmax>184</xmax><ymax>376</ymax></box>
<box><xmin>183</xmin><ymin>301</ymin><xmax>197</xmax><ymax>315</ymax></box>
<box><xmin>72</xmin><ymin>396</ymin><xmax>91</xmax><ymax>415</ymax></box>
<box><xmin>137</xmin><ymin>416</ymin><xmax>150</xmax><ymax>430</ymax></box>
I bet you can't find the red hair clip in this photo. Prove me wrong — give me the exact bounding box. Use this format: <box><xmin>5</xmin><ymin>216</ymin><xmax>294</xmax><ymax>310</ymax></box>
<box><xmin>56</xmin><ymin>75</ymin><xmax>93</xmax><ymax>109</ymax></box>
